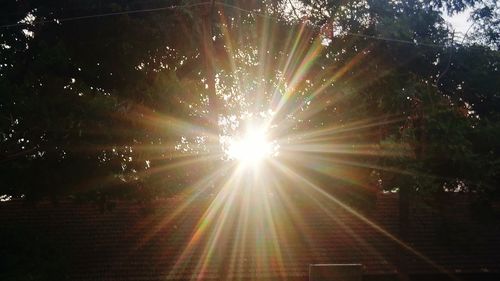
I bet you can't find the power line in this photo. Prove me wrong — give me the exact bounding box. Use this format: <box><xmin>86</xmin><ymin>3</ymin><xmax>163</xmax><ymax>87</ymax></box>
<box><xmin>0</xmin><ymin>1</ymin><xmax>482</xmax><ymax>50</ymax></box>
<box><xmin>0</xmin><ymin>2</ymin><xmax>212</xmax><ymax>28</ymax></box>
<box><xmin>216</xmin><ymin>2</ymin><xmax>460</xmax><ymax>49</ymax></box>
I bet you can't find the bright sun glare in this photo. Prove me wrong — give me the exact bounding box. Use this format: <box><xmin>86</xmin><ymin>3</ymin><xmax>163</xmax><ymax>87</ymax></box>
<box><xmin>227</xmin><ymin>127</ymin><xmax>276</xmax><ymax>166</ymax></box>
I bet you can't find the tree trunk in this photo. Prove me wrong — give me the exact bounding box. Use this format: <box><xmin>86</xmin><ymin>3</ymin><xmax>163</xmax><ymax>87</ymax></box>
<box><xmin>398</xmin><ymin>185</ymin><xmax>410</xmax><ymax>281</ymax></box>
<box><xmin>201</xmin><ymin>0</ymin><xmax>221</xmax><ymax>140</ymax></box>
<box><xmin>398</xmin><ymin>101</ymin><xmax>423</xmax><ymax>280</ymax></box>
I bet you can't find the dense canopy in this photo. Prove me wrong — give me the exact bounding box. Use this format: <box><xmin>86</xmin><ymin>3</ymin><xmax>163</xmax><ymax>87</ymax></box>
<box><xmin>0</xmin><ymin>0</ymin><xmax>499</xmax><ymax>208</ymax></box>
<box><xmin>1</xmin><ymin>1</ymin><xmax>500</xmax><ymax>280</ymax></box>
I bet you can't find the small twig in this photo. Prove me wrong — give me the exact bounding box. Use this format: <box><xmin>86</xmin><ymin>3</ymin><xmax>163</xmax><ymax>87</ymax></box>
<box><xmin>436</xmin><ymin>31</ymin><xmax>454</xmax><ymax>86</ymax></box>
<box><xmin>287</xmin><ymin>0</ymin><xmax>300</xmax><ymax>20</ymax></box>
<box><xmin>210</xmin><ymin>0</ymin><xmax>216</xmax><ymax>39</ymax></box>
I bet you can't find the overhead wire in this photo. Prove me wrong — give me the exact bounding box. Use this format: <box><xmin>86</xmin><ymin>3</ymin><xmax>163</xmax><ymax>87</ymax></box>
<box><xmin>0</xmin><ymin>1</ymin><xmax>484</xmax><ymax>50</ymax></box>
<box><xmin>219</xmin><ymin>2</ymin><xmax>477</xmax><ymax>49</ymax></box>
<box><xmin>0</xmin><ymin>2</ymin><xmax>211</xmax><ymax>28</ymax></box>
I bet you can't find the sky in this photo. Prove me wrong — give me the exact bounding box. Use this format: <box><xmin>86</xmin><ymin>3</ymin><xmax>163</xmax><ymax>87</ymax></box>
<box><xmin>443</xmin><ymin>8</ymin><xmax>473</xmax><ymax>37</ymax></box>
<box><xmin>284</xmin><ymin>0</ymin><xmax>474</xmax><ymax>41</ymax></box>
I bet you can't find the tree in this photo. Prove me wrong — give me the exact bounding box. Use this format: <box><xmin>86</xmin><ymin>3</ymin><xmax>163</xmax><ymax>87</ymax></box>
<box><xmin>0</xmin><ymin>1</ymin><xmax>499</xmax><ymax>281</ymax></box>
<box><xmin>0</xmin><ymin>0</ymin><xmax>498</xmax><ymax>212</ymax></box>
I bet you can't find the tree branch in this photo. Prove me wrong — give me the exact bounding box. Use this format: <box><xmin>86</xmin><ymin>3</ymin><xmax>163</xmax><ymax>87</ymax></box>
<box><xmin>287</xmin><ymin>0</ymin><xmax>300</xmax><ymax>20</ymax></box>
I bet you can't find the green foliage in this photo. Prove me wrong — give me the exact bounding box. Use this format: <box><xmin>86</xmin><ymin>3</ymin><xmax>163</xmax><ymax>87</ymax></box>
<box><xmin>0</xmin><ymin>0</ymin><xmax>499</xmax><ymax>206</ymax></box>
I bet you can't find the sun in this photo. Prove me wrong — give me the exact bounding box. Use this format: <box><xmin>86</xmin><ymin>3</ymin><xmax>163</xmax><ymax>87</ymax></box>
<box><xmin>227</xmin><ymin>127</ymin><xmax>276</xmax><ymax>166</ymax></box>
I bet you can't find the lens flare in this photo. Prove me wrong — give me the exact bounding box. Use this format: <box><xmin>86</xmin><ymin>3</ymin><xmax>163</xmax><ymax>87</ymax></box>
<box><xmin>227</xmin><ymin>127</ymin><xmax>277</xmax><ymax>166</ymax></box>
